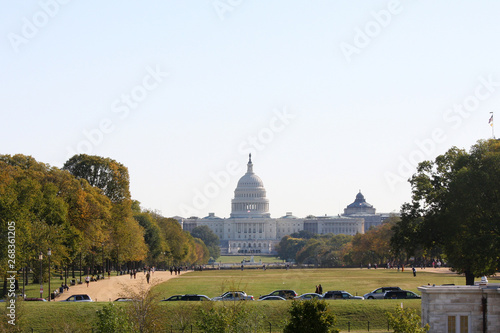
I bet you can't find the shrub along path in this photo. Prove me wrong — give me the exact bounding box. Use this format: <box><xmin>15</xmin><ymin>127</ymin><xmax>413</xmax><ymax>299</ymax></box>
<box><xmin>55</xmin><ymin>270</ymin><xmax>188</xmax><ymax>302</ymax></box>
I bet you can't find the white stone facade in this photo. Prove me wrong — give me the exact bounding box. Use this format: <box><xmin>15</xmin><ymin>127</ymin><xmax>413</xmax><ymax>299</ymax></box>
<box><xmin>418</xmin><ymin>284</ymin><xmax>500</xmax><ymax>333</ymax></box>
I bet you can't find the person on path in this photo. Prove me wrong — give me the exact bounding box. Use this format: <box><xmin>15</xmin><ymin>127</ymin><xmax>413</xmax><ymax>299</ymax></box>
<box><xmin>318</xmin><ymin>284</ymin><xmax>323</xmax><ymax>294</ymax></box>
<box><xmin>85</xmin><ymin>275</ymin><xmax>90</xmax><ymax>287</ymax></box>
<box><xmin>130</xmin><ymin>271</ymin><xmax>133</xmax><ymax>279</ymax></box>
<box><xmin>315</xmin><ymin>285</ymin><xmax>319</xmax><ymax>294</ymax></box>
<box><xmin>412</xmin><ymin>267</ymin><xmax>416</xmax><ymax>277</ymax></box>
<box><xmin>146</xmin><ymin>272</ymin><xmax>150</xmax><ymax>284</ymax></box>
<box><xmin>134</xmin><ymin>270</ymin><xmax>137</xmax><ymax>279</ymax></box>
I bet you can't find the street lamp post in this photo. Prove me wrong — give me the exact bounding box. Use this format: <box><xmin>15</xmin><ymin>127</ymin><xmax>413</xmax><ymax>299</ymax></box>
<box><xmin>79</xmin><ymin>252</ymin><xmax>82</xmax><ymax>283</ymax></box>
<box><xmin>47</xmin><ymin>248</ymin><xmax>52</xmax><ymax>301</ymax></box>
<box><xmin>117</xmin><ymin>244</ymin><xmax>120</xmax><ymax>276</ymax></box>
<box><xmin>38</xmin><ymin>252</ymin><xmax>43</xmax><ymax>299</ymax></box>
<box><xmin>102</xmin><ymin>242</ymin><xmax>105</xmax><ymax>279</ymax></box>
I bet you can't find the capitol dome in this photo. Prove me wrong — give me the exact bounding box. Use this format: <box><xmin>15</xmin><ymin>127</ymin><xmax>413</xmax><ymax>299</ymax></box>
<box><xmin>230</xmin><ymin>154</ymin><xmax>270</xmax><ymax>218</ymax></box>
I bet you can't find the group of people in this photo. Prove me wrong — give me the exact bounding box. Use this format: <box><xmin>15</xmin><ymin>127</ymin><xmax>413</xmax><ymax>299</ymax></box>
<box><xmin>169</xmin><ymin>266</ymin><xmax>183</xmax><ymax>275</ymax></box>
<box><xmin>315</xmin><ymin>284</ymin><xmax>323</xmax><ymax>295</ymax></box>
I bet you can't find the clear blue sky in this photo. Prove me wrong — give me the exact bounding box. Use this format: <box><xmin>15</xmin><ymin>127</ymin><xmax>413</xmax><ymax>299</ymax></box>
<box><xmin>2</xmin><ymin>1</ymin><xmax>499</xmax><ymax>218</ymax></box>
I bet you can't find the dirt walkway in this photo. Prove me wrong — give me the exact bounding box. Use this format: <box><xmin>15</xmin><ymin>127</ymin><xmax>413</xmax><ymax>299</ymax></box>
<box><xmin>55</xmin><ymin>270</ymin><xmax>188</xmax><ymax>302</ymax></box>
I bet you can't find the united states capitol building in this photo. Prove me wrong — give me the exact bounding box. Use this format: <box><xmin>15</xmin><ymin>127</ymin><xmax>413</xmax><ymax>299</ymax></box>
<box><xmin>176</xmin><ymin>155</ymin><xmax>392</xmax><ymax>255</ymax></box>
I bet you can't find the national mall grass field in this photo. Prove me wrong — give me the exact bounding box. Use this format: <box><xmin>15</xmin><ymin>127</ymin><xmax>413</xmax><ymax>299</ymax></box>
<box><xmin>15</xmin><ymin>265</ymin><xmax>470</xmax><ymax>332</ymax></box>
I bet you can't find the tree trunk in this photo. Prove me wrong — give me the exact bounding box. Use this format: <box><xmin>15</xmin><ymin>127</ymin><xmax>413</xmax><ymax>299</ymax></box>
<box><xmin>465</xmin><ymin>271</ymin><xmax>475</xmax><ymax>285</ymax></box>
<box><xmin>2</xmin><ymin>277</ymin><xmax>7</xmax><ymax>297</ymax></box>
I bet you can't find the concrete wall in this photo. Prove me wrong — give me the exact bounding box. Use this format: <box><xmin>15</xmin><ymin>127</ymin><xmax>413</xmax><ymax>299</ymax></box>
<box><xmin>419</xmin><ymin>284</ymin><xmax>500</xmax><ymax>333</ymax></box>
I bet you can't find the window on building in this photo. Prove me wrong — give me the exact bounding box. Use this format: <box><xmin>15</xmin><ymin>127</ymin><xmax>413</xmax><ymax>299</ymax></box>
<box><xmin>447</xmin><ymin>315</ymin><xmax>469</xmax><ymax>333</ymax></box>
<box><xmin>460</xmin><ymin>316</ymin><xmax>468</xmax><ymax>333</ymax></box>
<box><xmin>447</xmin><ymin>316</ymin><xmax>456</xmax><ymax>333</ymax></box>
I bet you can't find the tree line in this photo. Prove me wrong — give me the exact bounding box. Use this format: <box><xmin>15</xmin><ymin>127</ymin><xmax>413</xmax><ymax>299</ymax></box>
<box><xmin>276</xmin><ymin>216</ymin><xmax>399</xmax><ymax>268</ymax></box>
<box><xmin>0</xmin><ymin>154</ymin><xmax>212</xmax><ymax>286</ymax></box>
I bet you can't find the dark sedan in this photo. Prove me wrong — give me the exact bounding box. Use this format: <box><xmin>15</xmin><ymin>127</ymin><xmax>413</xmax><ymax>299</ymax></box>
<box><xmin>383</xmin><ymin>290</ymin><xmax>421</xmax><ymax>299</ymax></box>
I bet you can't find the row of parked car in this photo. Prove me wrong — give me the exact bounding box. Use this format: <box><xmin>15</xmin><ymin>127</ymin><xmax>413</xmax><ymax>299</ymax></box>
<box><xmin>51</xmin><ymin>286</ymin><xmax>421</xmax><ymax>303</ymax></box>
<box><xmin>161</xmin><ymin>286</ymin><xmax>421</xmax><ymax>302</ymax></box>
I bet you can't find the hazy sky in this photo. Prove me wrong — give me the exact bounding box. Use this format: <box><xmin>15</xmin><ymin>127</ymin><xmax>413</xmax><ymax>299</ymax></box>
<box><xmin>2</xmin><ymin>1</ymin><xmax>499</xmax><ymax>219</ymax></box>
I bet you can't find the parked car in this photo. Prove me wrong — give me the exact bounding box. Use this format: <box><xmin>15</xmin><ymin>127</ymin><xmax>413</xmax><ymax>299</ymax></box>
<box><xmin>259</xmin><ymin>290</ymin><xmax>298</xmax><ymax>300</ymax></box>
<box><xmin>113</xmin><ymin>298</ymin><xmax>134</xmax><ymax>302</ymax></box>
<box><xmin>62</xmin><ymin>294</ymin><xmax>93</xmax><ymax>302</ymax></box>
<box><xmin>383</xmin><ymin>290</ymin><xmax>421</xmax><ymax>299</ymax></box>
<box><xmin>212</xmin><ymin>291</ymin><xmax>254</xmax><ymax>301</ymax></box>
<box><xmin>161</xmin><ymin>294</ymin><xmax>211</xmax><ymax>301</ymax></box>
<box><xmin>363</xmin><ymin>287</ymin><xmax>401</xmax><ymax>299</ymax></box>
<box><xmin>294</xmin><ymin>293</ymin><xmax>323</xmax><ymax>300</ymax></box>
<box><xmin>258</xmin><ymin>296</ymin><xmax>286</xmax><ymax>301</ymax></box>
<box><xmin>322</xmin><ymin>291</ymin><xmax>364</xmax><ymax>300</ymax></box>
<box><xmin>23</xmin><ymin>298</ymin><xmax>47</xmax><ymax>302</ymax></box>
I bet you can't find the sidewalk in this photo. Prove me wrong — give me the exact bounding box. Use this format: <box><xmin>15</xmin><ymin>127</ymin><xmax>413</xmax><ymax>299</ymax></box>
<box><xmin>54</xmin><ymin>270</ymin><xmax>188</xmax><ymax>302</ymax></box>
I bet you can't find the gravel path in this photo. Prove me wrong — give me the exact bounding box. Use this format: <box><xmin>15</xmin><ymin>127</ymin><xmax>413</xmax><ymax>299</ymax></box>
<box><xmin>55</xmin><ymin>270</ymin><xmax>188</xmax><ymax>302</ymax></box>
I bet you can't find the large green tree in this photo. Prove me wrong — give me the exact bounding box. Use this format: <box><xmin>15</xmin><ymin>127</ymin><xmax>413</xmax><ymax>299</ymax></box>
<box><xmin>190</xmin><ymin>225</ymin><xmax>220</xmax><ymax>260</ymax></box>
<box><xmin>391</xmin><ymin>139</ymin><xmax>500</xmax><ymax>285</ymax></box>
<box><xmin>63</xmin><ymin>154</ymin><xmax>131</xmax><ymax>203</ymax></box>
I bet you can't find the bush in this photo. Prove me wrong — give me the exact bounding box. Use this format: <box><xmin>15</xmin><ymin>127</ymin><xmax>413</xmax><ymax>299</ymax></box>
<box><xmin>95</xmin><ymin>303</ymin><xmax>132</xmax><ymax>333</ymax></box>
<box><xmin>386</xmin><ymin>306</ymin><xmax>429</xmax><ymax>333</ymax></box>
<box><xmin>283</xmin><ymin>299</ymin><xmax>339</xmax><ymax>333</ymax></box>
<box><xmin>196</xmin><ymin>301</ymin><xmax>254</xmax><ymax>333</ymax></box>
<box><xmin>196</xmin><ymin>306</ymin><xmax>229</xmax><ymax>333</ymax></box>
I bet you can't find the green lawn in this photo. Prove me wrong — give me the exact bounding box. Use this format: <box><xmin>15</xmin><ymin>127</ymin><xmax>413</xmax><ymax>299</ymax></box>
<box><xmin>153</xmin><ymin>267</ymin><xmax>464</xmax><ymax>299</ymax></box>
<box><xmin>7</xmin><ymin>267</ymin><xmax>467</xmax><ymax>332</ymax></box>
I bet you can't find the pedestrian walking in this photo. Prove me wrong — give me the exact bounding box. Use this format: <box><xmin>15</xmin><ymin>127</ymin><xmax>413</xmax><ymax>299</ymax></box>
<box><xmin>85</xmin><ymin>275</ymin><xmax>90</xmax><ymax>287</ymax></box>
<box><xmin>146</xmin><ymin>272</ymin><xmax>150</xmax><ymax>284</ymax></box>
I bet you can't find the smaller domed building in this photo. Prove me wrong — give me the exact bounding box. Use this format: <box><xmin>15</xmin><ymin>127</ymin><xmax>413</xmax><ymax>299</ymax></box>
<box><xmin>343</xmin><ymin>191</ymin><xmax>390</xmax><ymax>230</ymax></box>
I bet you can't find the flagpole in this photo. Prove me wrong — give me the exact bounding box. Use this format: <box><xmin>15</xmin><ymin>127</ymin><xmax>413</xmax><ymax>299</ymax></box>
<box><xmin>491</xmin><ymin>112</ymin><xmax>495</xmax><ymax>139</ymax></box>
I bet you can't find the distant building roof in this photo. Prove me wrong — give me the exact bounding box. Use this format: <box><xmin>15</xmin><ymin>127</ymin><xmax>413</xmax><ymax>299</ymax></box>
<box><xmin>346</xmin><ymin>191</ymin><xmax>373</xmax><ymax>209</ymax></box>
